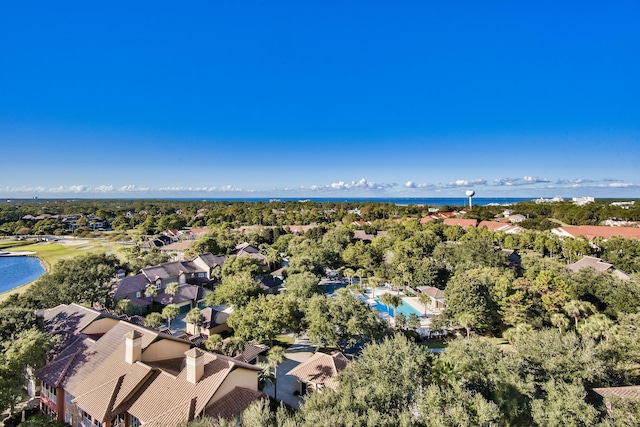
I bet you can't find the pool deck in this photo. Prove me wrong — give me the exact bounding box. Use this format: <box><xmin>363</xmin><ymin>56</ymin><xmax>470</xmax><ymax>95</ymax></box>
<box><xmin>365</xmin><ymin>287</ymin><xmax>444</xmax><ymax>337</ymax></box>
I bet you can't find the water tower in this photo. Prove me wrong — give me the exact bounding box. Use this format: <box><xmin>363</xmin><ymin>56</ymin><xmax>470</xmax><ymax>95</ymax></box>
<box><xmin>465</xmin><ymin>190</ymin><xmax>475</xmax><ymax>208</ymax></box>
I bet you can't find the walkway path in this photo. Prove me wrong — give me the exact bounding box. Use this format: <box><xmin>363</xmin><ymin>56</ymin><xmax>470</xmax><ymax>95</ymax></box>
<box><xmin>263</xmin><ymin>334</ymin><xmax>315</xmax><ymax>409</ymax></box>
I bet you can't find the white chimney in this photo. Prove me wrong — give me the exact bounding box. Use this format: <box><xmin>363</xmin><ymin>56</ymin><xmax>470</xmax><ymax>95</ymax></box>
<box><xmin>125</xmin><ymin>330</ymin><xmax>143</xmax><ymax>364</ymax></box>
<box><xmin>185</xmin><ymin>348</ymin><xmax>205</xmax><ymax>384</ymax></box>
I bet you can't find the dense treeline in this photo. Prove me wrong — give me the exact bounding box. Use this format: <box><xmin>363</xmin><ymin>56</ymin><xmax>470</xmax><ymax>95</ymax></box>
<box><xmin>2</xmin><ymin>198</ymin><xmax>640</xmax><ymax>238</ymax></box>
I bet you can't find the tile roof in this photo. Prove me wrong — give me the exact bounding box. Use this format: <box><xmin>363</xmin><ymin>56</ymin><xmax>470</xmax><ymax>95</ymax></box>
<box><xmin>288</xmin><ymin>352</ymin><xmax>349</xmax><ymax>390</ymax></box>
<box><xmin>204</xmin><ymin>387</ymin><xmax>268</xmax><ymax>420</ymax></box>
<box><xmin>443</xmin><ymin>218</ymin><xmax>479</xmax><ymax>228</ymax></box>
<box><xmin>593</xmin><ymin>386</ymin><xmax>640</xmax><ymax>400</ymax></box>
<box><xmin>553</xmin><ymin>225</ymin><xmax>640</xmax><ymax>240</ymax></box>
<box><xmin>37</xmin><ymin>304</ymin><xmax>262</xmax><ymax>427</ymax></box>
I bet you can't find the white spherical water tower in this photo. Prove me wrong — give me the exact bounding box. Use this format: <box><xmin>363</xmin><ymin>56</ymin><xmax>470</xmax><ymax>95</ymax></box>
<box><xmin>465</xmin><ymin>189</ymin><xmax>475</xmax><ymax>208</ymax></box>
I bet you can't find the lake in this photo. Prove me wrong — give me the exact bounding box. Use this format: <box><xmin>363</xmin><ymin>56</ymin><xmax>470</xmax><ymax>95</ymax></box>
<box><xmin>0</xmin><ymin>256</ymin><xmax>45</xmax><ymax>293</ymax></box>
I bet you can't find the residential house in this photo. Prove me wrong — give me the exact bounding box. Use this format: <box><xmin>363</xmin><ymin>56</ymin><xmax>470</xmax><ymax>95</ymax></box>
<box><xmin>186</xmin><ymin>307</ymin><xmax>231</xmax><ymax>337</ymax></box>
<box><xmin>289</xmin><ymin>352</ymin><xmax>349</xmax><ymax>395</ymax></box>
<box><xmin>477</xmin><ymin>221</ymin><xmax>524</xmax><ymax>234</ymax></box>
<box><xmin>566</xmin><ymin>256</ymin><xmax>630</xmax><ymax>281</ymax></box>
<box><xmin>36</xmin><ymin>303</ymin><xmax>265</xmax><ymax>427</ymax></box>
<box><xmin>160</xmin><ymin>240</ymin><xmax>195</xmax><ymax>261</ymax></box>
<box><xmin>552</xmin><ymin>225</ymin><xmax>640</xmax><ymax>241</ymax></box>
<box><xmin>352</xmin><ymin>230</ymin><xmax>388</xmax><ymax>243</ymax></box>
<box><xmin>232</xmin><ymin>242</ymin><xmax>269</xmax><ymax>271</ymax></box>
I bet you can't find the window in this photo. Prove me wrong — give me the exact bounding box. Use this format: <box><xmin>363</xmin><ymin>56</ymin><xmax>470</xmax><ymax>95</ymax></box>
<box><xmin>130</xmin><ymin>414</ymin><xmax>141</xmax><ymax>427</ymax></box>
<box><xmin>65</xmin><ymin>391</ymin><xmax>73</xmax><ymax>407</ymax></box>
<box><xmin>65</xmin><ymin>412</ymin><xmax>73</xmax><ymax>424</ymax></box>
<box><xmin>136</xmin><ymin>291</ymin><xmax>141</xmax><ymax>298</ymax></box>
<box><xmin>112</xmin><ymin>414</ymin><xmax>125</xmax><ymax>427</ymax></box>
<box><xmin>93</xmin><ymin>419</ymin><xmax>102</xmax><ymax>427</ymax></box>
<box><xmin>81</xmin><ymin>410</ymin><xmax>92</xmax><ymax>427</ymax></box>
<box><xmin>179</xmin><ymin>274</ymin><xmax>186</xmax><ymax>284</ymax></box>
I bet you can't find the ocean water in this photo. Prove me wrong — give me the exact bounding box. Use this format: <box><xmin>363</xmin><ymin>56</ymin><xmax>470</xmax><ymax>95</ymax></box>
<box><xmin>0</xmin><ymin>256</ymin><xmax>45</xmax><ymax>293</ymax></box>
<box><xmin>184</xmin><ymin>197</ymin><xmax>532</xmax><ymax>206</ymax></box>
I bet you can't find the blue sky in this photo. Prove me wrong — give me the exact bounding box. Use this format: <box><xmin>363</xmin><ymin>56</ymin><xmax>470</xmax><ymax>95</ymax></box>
<box><xmin>1</xmin><ymin>1</ymin><xmax>639</xmax><ymax>199</ymax></box>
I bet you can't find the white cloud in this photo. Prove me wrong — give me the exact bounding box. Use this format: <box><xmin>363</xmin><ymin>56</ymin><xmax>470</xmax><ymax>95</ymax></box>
<box><xmin>281</xmin><ymin>178</ymin><xmax>398</xmax><ymax>192</ymax></box>
<box><xmin>405</xmin><ymin>181</ymin><xmax>434</xmax><ymax>189</ymax></box>
<box><xmin>494</xmin><ymin>176</ymin><xmax>549</xmax><ymax>186</ymax></box>
<box><xmin>446</xmin><ymin>179</ymin><xmax>487</xmax><ymax>188</ymax></box>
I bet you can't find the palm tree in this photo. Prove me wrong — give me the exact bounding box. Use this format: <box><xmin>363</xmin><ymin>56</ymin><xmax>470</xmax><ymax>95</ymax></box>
<box><xmin>563</xmin><ymin>300</ymin><xmax>596</xmax><ymax>329</ymax></box>
<box><xmin>166</xmin><ymin>282</ymin><xmax>180</xmax><ymax>303</ymax></box>
<box><xmin>144</xmin><ymin>312</ymin><xmax>164</xmax><ymax>329</ymax></box>
<box><xmin>380</xmin><ymin>293</ymin><xmax>402</xmax><ymax>318</ymax></box>
<box><xmin>268</xmin><ymin>346</ymin><xmax>287</xmax><ymax>401</ymax></box>
<box><xmin>550</xmin><ymin>313</ymin><xmax>570</xmax><ymax>334</ymax></box>
<box><xmin>185</xmin><ymin>308</ymin><xmax>204</xmax><ymax>334</ymax></box>
<box><xmin>343</xmin><ymin>268</ymin><xmax>355</xmax><ymax>286</ymax></box>
<box><xmin>224</xmin><ymin>336</ymin><xmax>246</xmax><ymax>357</ymax></box>
<box><xmin>161</xmin><ymin>304</ymin><xmax>180</xmax><ymax>330</ymax></box>
<box><xmin>204</xmin><ymin>334</ymin><xmax>223</xmax><ymax>352</ymax></box>
<box><xmin>145</xmin><ymin>284</ymin><xmax>159</xmax><ymax>299</ymax></box>
<box><xmin>418</xmin><ymin>293</ymin><xmax>431</xmax><ymax>316</ymax></box>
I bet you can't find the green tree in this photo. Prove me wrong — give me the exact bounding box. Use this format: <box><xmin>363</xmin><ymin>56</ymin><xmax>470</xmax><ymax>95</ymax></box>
<box><xmin>531</xmin><ymin>380</ymin><xmax>599</xmax><ymax>427</ymax></box>
<box><xmin>204</xmin><ymin>334</ymin><xmax>223</xmax><ymax>352</ymax></box>
<box><xmin>283</xmin><ymin>272</ymin><xmax>320</xmax><ymax>299</ymax></box>
<box><xmin>223</xmin><ymin>336</ymin><xmax>245</xmax><ymax>357</ymax></box>
<box><xmin>444</xmin><ymin>273</ymin><xmax>495</xmax><ymax>337</ymax></box>
<box><xmin>162</xmin><ymin>304</ymin><xmax>180</xmax><ymax>330</ymax></box>
<box><xmin>206</xmin><ymin>272</ymin><xmax>262</xmax><ymax>309</ymax></box>
<box><xmin>115</xmin><ymin>299</ymin><xmax>140</xmax><ymax>316</ymax></box>
<box><xmin>228</xmin><ymin>294</ymin><xmax>296</xmax><ymax>346</ymax></box>
<box><xmin>166</xmin><ymin>282</ymin><xmax>180</xmax><ymax>303</ymax></box>
<box><xmin>144</xmin><ymin>312</ymin><xmax>164</xmax><ymax>328</ymax></box>
<box><xmin>267</xmin><ymin>346</ymin><xmax>286</xmax><ymax>401</ymax></box>
<box><xmin>185</xmin><ymin>308</ymin><xmax>204</xmax><ymax>333</ymax></box>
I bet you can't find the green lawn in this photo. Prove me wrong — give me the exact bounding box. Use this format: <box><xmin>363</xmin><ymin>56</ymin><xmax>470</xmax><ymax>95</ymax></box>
<box><xmin>0</xmin><ymin>239</ymin><xmax>117</xmax><ymax>302</ymax></box>
<box><xmin>0</xmin><ymin>240</ymin><xmax>34</xmax><ymax>250</ymax></box>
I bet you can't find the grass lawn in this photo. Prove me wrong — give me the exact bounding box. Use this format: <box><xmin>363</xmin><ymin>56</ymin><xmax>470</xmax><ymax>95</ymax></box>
<box><xmin>0</xmin><ymin>239</ymin><xmax>117</xmax><ymax>303</ymax></box>
<box><xmin>0</xmin><ymin>240</ymin><xmax>34</xmax><ymax>250</ymax></box>
<box><xmin>272</xmin><ymin>334</ymin><xmax>296</xmax><ymax>348</ymax></box>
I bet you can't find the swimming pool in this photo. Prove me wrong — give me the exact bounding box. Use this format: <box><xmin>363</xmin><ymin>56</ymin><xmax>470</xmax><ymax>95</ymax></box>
<box><xmin>371</xmin><ymin>297</ymin><xmax>423</xmax><ymax>318</ymax></box>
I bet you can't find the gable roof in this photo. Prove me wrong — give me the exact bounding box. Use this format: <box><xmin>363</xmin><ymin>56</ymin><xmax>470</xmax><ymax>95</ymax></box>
<box><xmin>567</xmin><ymin>256</ymin><xmax>630</xmax><ymax>280</ymax></box>
<box><xmin>142</xmin><ymin>261</ymin><xmax>203</xmax><ymax>281</ymax></box>
<box><xmin>114</xmin><ymin>274</ymin><xmax>150</xmax><ymax>299</ymax></box>
<box><xmin>593</xmin><ymin>385</ymin><xmax>640</xmax><ymax>400</ymax></box>
<box><xmin>200</xmin><ymin>307</ymin><xmax>230</xmax><ymax>329</ymax></box>
<box><xmin>37</xmin><ymin>304</ymin><xmax>261</xmax><ymax>426</ymax></box>
<box><xmin>193</xmin><ymin>253</ymin><xmax>228</xmax><ymax>269</ymax></box>
<box><xmin>288</xmin><ymin>352</ymin><xmax>349</xmax><ymax>390</ymax></box>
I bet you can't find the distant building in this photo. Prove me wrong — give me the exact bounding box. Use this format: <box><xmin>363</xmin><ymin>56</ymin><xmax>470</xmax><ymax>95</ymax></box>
<box><xmin>572</xmin><ymin>196</ymin><xmax>595</xmax><ymax>206</ymax></box>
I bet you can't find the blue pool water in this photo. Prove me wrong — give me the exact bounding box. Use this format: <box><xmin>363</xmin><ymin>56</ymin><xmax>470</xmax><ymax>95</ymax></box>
<box><xmin>0</xmin><ymin>256</ymin><xmax>45</xmax><ymax>293</ymax></box>
<box><xmin>371</xmin><ymin>297</ymin><xmax>423</xmax><ymax>318</ymax></box>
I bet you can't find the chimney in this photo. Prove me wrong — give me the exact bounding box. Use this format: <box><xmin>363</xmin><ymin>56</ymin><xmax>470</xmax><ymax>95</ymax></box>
<box><xmin>125</xmin><ymin>330</ymin><xmax>143</xmax><ymax>364</ymax></box>
<box><xmin>185</xmin><ymin>348</ymin><xmax>205</xmax><ymax>384</ymax></box>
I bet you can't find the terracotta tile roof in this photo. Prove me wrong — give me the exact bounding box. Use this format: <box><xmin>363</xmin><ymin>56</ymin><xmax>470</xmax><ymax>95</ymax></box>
<box><xmin>37</xmin><ymin>304</ymin><xmax>263</xmax><ymax>427</ymax></box>
<box><xmin>553</xmin><ymin>225</ymin><xmax>640</xmax><ymax>240</ymax></box>
<box><xmin>443</xmin><ymin>218</ymin><xmax>478</xmax><ymax>228</ymax></box>
<box><xmin>142</xmin><ymin>261</ymin><xmax>203</xmax><ymax>281</ymax></box>
<box><xmin>234</xmin><ymin>343</ymin><xmax>267</xmax><ymax>364</ymax></box>
<box><xmin>593</xmin><ymin>386</ymin><xmax>640</xmax><ymax>400</ymax></box>
<box><xmin>204</xmin><ymin>387</ymin><xmax>268</xmax><ymax>420</ymax></box>
<box><xmin>160</xmin><ymin>241</ymin><xmax>194</xmax><ymax>252</ymax></box>
<box><xmin>288</xmin><ymin>352</ymin><xmax>349</xmax><ymax>390</ymax></box>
